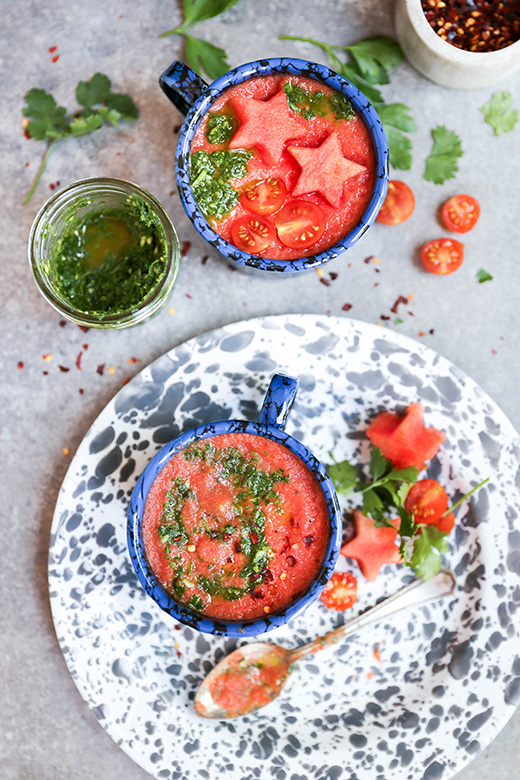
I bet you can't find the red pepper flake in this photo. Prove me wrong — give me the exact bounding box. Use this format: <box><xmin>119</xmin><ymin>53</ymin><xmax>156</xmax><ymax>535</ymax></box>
<box><xmin>391</xmin><ymin>295</ymin><xmax>409</xmax><ymax>314</ymax></box>
<box><xmin>128</xmin><ymin>357</ymin><xmax>139</xmax><ymax>364</ymax></box>
<box><xmin>59</xmin><ymin>320</ymin><xmax>67</xmax><ymax>327</ymax></box>
<box><xmin>320</xmin><ymin>277</ymin><xmax>331</xmax><ymax>287</ymax></box>
<box><xmin>286</xmin><ymin>555</ymin><xmax>297</xmax><ymax>567</ymax></box>
<box><xmin>364</xmin><ymin>255</ymin><xmax>374</xmax><ymax>264</ymax></box>
<box><xmin>186</xmin><ymin>293</ymin><xmax>192</xmax><ymax>299</ymax></box>
<box><xmin>181</xmin><ymin>241</ymin><xmax>191</xmax><ymax>256</ymax></box>
<box><xmin>250</xmin><ymin>532</ymin><xmax>259</xmax><ymax>545</ymax></box>
<box><xmin>492</xmin><ymin>349</ymin><xmax>497</xmax><ymax>355</ymax></box>
<box><xmin>174</xmin><ymin>624</ymin><xmax>181</xmax><ymax>630</ymax></box>
<box><xmin>169</xmin><ymin>190</ymin><xmax>176</xmax><ymax>196</ymax></box>
<box><xmin>51</xmin><ymin>55</ymin><xmax>60</xmax><ymax>63</ymax></box>
<box><xmin>201</xmin><ymin>256</ymin><xmax>209</xmax><ymax>265</ymax></box>
<box><xmin>25</xmin><ymin>161</ymin><xmax>30</xmax><ymax>168</ymax></box>
<box><xmin>342</xmin><ymin>303</ymin><xmax>352</xmax><ymax>312</ymax></box>
<box><xmin>429</xmin><ymin>329</ymin><xmax>435</xmax><ymax>335</ymax></box>
<box><xmin>408</xmin><ymin>310</ymin><xmax>414</xmax><ymax>316</ymax></box>
<box><xmin>373</xmin><ymin>645</ymin><xmax>382</xmax><ymax>664</ymax></box>
<box><xmin>303</xmin><ymin>535</ymin><xmax>314</xmax><ymax>546</ymax></box>
<box><xmin>42</xmin><ymin>370</ymin><xmax>48</xmax><ymax>376</ymax></box>
<box><xmin>23</xmin><ymin>127</ymin><xmax>31</xmax><ymax>140</ymax></box>
<box><xmin>83</xmin><ymin>343</ymin><xmax>89</xmax><ymax>350</ymax></box>
<box><xmin>122</xmin><ymin>377</ymin><xmax>131</xmax><ymax>386</ymax></box>
<box><xmin>96</xmin><ymin>363</ymin><xmax>105</xmax><ymax>375</ymax></box>
<box><xmin>329</xmin><ymin>272</ymin><xmax>338</xmax><ymax>281</ymax></box>
<box><xmin>418</xmin><ymin>331</ymin><xmax>425</xmax><ymax>337</ymax></box>
<box><xmin>48</xmin><ymin>45</ymin><xmax>58</xmax><ymax>53</ymax></box>
<box><xmin>48</xmin><ymin>180</ymin><xmax>60</xmax><ymax>190</ymax></box>
<box><xmin>380</xmin><ymin>314</ymin><xmax>390</xmax><ymax>321</ymax></box>
<box><xmin>176</xmin><ymin>650</ymin><xmax>182</xmax><ymax>658</ymax></box>
<box><xmin>58</xmin><ymin>365</ymin><xmax>70</xmax><ymax>372</ymax></box>
<box><xmin>17</xmin><ymin>361</ymin><xmax>24</xmax><ymax>369</ymax></box>
<box><xmin>77</xmin><ymin>324</ymin><xmax>89</xmax><ymax>333</ymax></box>
<box><xmin>75</xmin><ymin>351</ymin><xmax>83</xmax><ymax>370</ymax></box>
<box><xmin>79</xmin><ymin>388</ymin><xmax>84</xmax><ymax>395</ymax></box>
<box><xmin>422</xmin><ymin>0</ymin><xmax>520</xmax><ymax>53</ymax></box>
<box><xmin>173</xmin><ymin>125</ymin><xmax>181</xmax><ymax>134</ymax></box>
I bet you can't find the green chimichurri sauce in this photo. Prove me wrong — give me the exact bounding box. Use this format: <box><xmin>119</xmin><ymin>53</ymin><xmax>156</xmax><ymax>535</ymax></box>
<box><xmin>52</xmin><ymin>196</ymin><xmax>169</xmax><ymax>316</ymax></box>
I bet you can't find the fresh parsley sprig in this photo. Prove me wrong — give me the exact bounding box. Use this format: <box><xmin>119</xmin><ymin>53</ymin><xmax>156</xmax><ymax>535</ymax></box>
<box><xmin>279</xmin><ymin>34</ymin><xmax>417</xmax><ymax>170</ymax></box>
<box><xmin>329</xmin><ymin>445</ymin><xmax>488</xmax><ymax>580</ymax></box>
<box><xmin>22</xmin><ymin>73</ymin><xmax>138</xmax><ymax>204</ymax></box>
<box><xmin>160</xmin><ymin>0</ymin><xmax>242</xmax><ymax>79</ymax></box>
<box><xmin>423</xmin><ymin>125</ymin><xmax>463</xmax><ymax>185</ymax></box>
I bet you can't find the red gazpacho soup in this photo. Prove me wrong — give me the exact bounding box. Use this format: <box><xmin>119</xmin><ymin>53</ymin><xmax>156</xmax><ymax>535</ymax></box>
<box><xmin>189</xmin><ymin>74</ymin><xmax>375</xmax><ymax>260</ymax></box>
<box><xmin>142</xmin><ymin>433</ymin><xmax>330</xmax><ymax>620</ymax></box>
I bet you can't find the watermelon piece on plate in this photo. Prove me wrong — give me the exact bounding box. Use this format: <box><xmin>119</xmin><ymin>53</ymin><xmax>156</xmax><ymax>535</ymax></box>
<box><xmin>340</xmin><ymin>509</ymin><xmax>401</xmax><ymax>582</ymax></box>
<box><xmin>366</xmin><ymin>403</ymin><xmax>445</xmax><ymax>471</ymax></box>
<box><xmin>287</xmin><ymin>131</ymin><xmax>367</xmax><ymax>207</ymax></box>
<box><xmin>228</xmin><ymin>90</ymin><xmax>308</xmax><ymax>167</ymax></box>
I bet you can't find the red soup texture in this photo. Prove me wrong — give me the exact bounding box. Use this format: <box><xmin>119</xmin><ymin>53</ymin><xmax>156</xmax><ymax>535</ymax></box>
<box><xmin>142</xmin><ymin>433</ymin><xmax>330</xmax><ymax>621</ymax></box>
<box><xmin>189</xmin><ymin>74</ymin><xmax>375</xmax><ymax>260</ymax></box>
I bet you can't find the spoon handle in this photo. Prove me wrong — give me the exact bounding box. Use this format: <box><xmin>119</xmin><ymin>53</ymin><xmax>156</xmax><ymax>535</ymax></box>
<box><xmin>288</xmin><ymin>567</ymin><xmax>456</xmax><ymax>662</ymax></box>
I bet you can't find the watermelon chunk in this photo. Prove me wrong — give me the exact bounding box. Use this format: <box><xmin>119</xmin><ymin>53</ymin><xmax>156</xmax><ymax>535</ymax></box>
<box><xmin>340</xmin><ymin>510</ymin><xmax>401</xmax><ymax>581</ymax></box>
<box><xmin>228</xmin><ymin>90</ymin><xmax>308</xmax><ymax>167</ymax></box>
<box><xmin>366</xmin><ymin>403</ymin><xmax>445</xmax><ymax>471</ymax></box>
<box><xmin>287</xmin><ymin>132</ymin><xmax>366</xmax><ymax>208</ymax></box>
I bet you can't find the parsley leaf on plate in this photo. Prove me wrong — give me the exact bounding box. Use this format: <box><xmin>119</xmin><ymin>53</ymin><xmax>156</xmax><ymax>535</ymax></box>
<box><xmin>410</xmin><ymin>525</ymin><xmax>449</xmax><ymax>580</ymax></box>
<box><xmin>182</xmin><ymin>0</ymin><xmax>242</xmax><ymax>29</ymax></box>
<box><xmin>345</xmin><ymin>36</ymin><xmax>404</xmax><ymax>85</ymax></box>
<box><xmin>22</xmin><ymin>74</ymin><xmax>138</xmax><ymax>204</ymax></box>
<box><xmin>327</xmin><ymin>454</ymin><xmax>358</xmax><ymax>495</ymax></box>
<box><xmin>424</xmin><ymin>125</ymin><xmax>463</xmax><ymax>185</ymax></box>
<box><xmin>480</xmin><ymin>91</ymin><xmax>519</xmax><ymax>136</ymax></box>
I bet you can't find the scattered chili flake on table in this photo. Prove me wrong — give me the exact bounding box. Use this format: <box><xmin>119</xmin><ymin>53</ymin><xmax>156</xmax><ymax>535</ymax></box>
<box><xmin>77</xmin><ymin>325</ymin><xmax>89</xmax><ymax>333</ymax></box>
<box><xmin>342</xmin><ymin>303</ymin><xmax>353</xmax><ymax>312</ymax></box>
<box><xmin>48</xmin><ymin>45</ymin><xmax>58</xmax><ymax>53</ymax></box>
<box><xmin>58</xmin><ymin>365</ymin><xmax>70</xmax><ymax>372</ymax></box>
<box><xmin>75</xmin><ymin>351</ymin><xmax>83</xmax><ymax>370</ymax></box>
<box><xmin>63</xmin><ymin>447</ymin><xmax>70</xmax><ymax>456</ymax></box>
<box><xmin>17</xmin><ymin>361</ymin><xmax>24</xmax><ymax>369</ymax></box>
<box><xmin>181</xmin><ymin>240</ymin><xmax>191</xmax><ymax>256</ymax></box>
<box><xmin>51</xmin><ymin>55</ymin><xmax>60</xmax><ymax>63</ymax></box>
<box><xmin>43</xmin><ymin>353</ymin><xmax>53</xmax><ymax>362</ymax></box>
<box><xmin>421</xmin><ymin>0</ymin><xmax>520</xmax><ymax>52</ymax></box>
<box><xmin>96</xmin><ymin>364</ymin><xmax>105</xmax><ymax>375</ymax></box>
<box><xmin>391</xmin><ymin>295</ymin><xmax>409</xmax><ymax>314</ymax></box>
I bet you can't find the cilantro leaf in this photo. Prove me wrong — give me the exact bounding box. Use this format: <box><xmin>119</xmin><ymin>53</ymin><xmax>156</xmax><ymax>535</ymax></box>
<box><xmin>477</xmin><ymin>269</ymin><xmax>493</xmax><ymax>284</ymax></box>
<box><xmin>410</xmin><ymin>525</ymin><xmax>449</xmax><ymax>580</ymax></box>
<box><xmin>76</xmin><ymin>73</ymin><xmax>112</xmax><ymax>109</ymax></box>
<box><xmin>184</xmin><ymin>34</ymin><xmax>230</xmax><ymax>79</ymax></box>
<box><xmin>376</xmin><ymin>103</ymin><xmax>417</xmax><ymax>133</ymax></box>
<box><xmin>345</xmin><ymin>37</ymin><xmax>404</xmax><ymax>85</ymax></box>
<box><xmin>383</xmin><ymin>126</ymin><xmax>413</xmax><ymax>170</ymax></box>
<box><xmin>327</xmin><ymin>455</ymin><xmax>358</xmax><ymax>495</ymax></box>
<box><xmin>23</xmin><ymin>89</ymin><xmax>68</xmax><ymax>140</ymax></box>
<box><xmin>424</xmin><ymin>126</ymin><xmax>463</xmax><ymax>185</ymax></box>
<box><xmin>22</xmin><ymin>75</ymin><xmax>138</xmax><ymax>204</ymax></box>
<box><xmin>480</xmin><ymin>91</ymin><xmax>518</xmax><ymax>136</ymax></box>
<box><xmin>340</xmin><ymin>63</ymin><xmax>385</xmax><ymax>104</ymax></box>
<box><xmin>369</xmin><ymin>446</ymin><xmax>388</xmax><ymax>482</ymax></box>
<box><xmin>182</xmin><ymin>0</ymin><xmax>241</xmax><ymax>29</ymax></box>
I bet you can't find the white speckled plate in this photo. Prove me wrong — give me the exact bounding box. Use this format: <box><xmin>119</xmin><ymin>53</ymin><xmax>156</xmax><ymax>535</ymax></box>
<box><xmin>49</xmin><ymin>314</ymin><xmax>520</xmax><ymax>780</ymax></box>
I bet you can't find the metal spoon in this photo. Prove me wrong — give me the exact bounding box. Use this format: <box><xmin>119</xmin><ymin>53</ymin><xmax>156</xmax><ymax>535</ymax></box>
<box><xmin>194</xmin><ymin>567</ymin><xmax>456</xmax><ymax>719</ymax></box>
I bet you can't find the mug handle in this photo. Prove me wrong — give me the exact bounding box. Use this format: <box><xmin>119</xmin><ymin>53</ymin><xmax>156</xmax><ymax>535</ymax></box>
<box><xmin>159</xmin><ymin>60</ymin><xmax>208</xmax><ymax>116</ymax></box>
<box><xmin>258</xmin><ymin>374</ymin><xmax>299</xmax><ymax>431</ymax></box>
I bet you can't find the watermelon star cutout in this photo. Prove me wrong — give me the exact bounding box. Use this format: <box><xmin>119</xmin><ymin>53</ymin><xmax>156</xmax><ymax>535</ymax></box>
<box><xmin>341</xmin><ymin>509</ymin><xmax>401</xmax><ymax>581</ymax></box>
<box><xmin>288</xmin><ymin>132</ymin><xmax>367</xmax><ymax>208</ymax></box>
<box><xmin>228</xmin><ymin>90</ymin><xmax>308</xmax><ymax>167</ymax></box>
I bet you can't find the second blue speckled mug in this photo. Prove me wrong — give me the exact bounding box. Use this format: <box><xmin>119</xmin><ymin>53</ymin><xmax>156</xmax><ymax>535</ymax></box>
<box><xmin>159</xmin><ymin>57</ymin><xmax>389</xmax><ymax>274</ymax></box>
<box><xmin>127</xmin><ymin>373</ymin><xmax>342</xmax><ymax>637</ymax></box>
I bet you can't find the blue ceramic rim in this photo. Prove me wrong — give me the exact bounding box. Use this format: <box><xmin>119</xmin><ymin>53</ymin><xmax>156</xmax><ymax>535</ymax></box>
<box><xmin>127</xmin><ymin>420</ymin><xmax>342</xmax><ymax>637</ymax></box>
<box><xmin>174</xmin><ymin>57</ymin><xmax>389</xmax><ymax>274</ymax></box>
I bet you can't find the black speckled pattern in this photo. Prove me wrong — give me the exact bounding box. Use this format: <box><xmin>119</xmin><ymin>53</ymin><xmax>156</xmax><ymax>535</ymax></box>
<box><xmin>49</xmin><ymin>314</ymin><xmax>520</xmax><ymax>780</ymax></box>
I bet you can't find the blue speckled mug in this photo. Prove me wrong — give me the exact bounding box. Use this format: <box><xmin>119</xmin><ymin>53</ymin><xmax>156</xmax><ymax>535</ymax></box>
<box><xmin>159</xmin><ymin>57</ymin><xmax>389</xmax><ymax>274</ymax></box>
<box><xmin>127</xmin><ymin>373</ymin><xmax>342</xmax><ymax>637</ymax></box>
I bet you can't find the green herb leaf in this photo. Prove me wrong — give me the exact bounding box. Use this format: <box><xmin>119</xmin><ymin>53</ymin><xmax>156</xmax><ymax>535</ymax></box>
<box><xmin>384</xmin><ymin>126</ymin><xmax>412</xmax><ymax>170</ymax></box>
<box><xmin>340</xmin><ymin>63</ymin><xmax>385</xmax><ymax>104</ymax></box>
<box><xmin>76</xmin><ymin>73</ymin><xmax>112</xmax><ymax>109</ymax></box>
<box><xmin>182</xmin><ymin>0</ymin><xmax>241</xmax><ymax>29</ymax></box>
<box><xmin>480</xmin><ymin>91</ymin><xmax>518</xmax><ymax>136</ymax></box>
<box><xmin>369</xmin><ymin>446</ymin><xmax>389</xmax><ymax>482</ymax></box>
<box><xmin>477</xmin><ymin>269</ymin><xmax>493</xmax><ymax>284</ymax></box>
<box><xmin>376</xmin><ymin>103</ymin><xmax>417</xmax><ymax>133</ymax></box>
<box><xmin>345</xmin><ymin>36</ymin><xmax>404</xmax><ymax>85</ymax></box>
<box><xmin>424</xmin><ymin>126</ymin><xmax>463</xmax><ymax>185</ymax></box>
<box><xmin>205</xmin><ymin>112</ymin><xmax>236</xmax><ymax>144</ymax></box>
<box><xmin>327</xmin><ymin>455</ymin><xmax>358</xmax><ymax>494</ymax></box>
<box><xmin>23</xmin><ymin>88</ymin><xmax>68</xmax><ymax>140</ymax></box>
<box><xmin>410</xmin><ymin>525</ymin><xmax>449</xmax><ymax>580</ymax></box>
<box><xmin>105</xmin><ymin>93</ymin><xmax>139</xmax><ymax>120</ymax></box>
<box><xmin>184</xmin><ymin>34</ymin><xmax>230</xmax><ymax>79</ymax></box>
<box><xmin>69</xmin><ymin>113</ymin><xmax>105</xmax><ymax>136</ymax></box>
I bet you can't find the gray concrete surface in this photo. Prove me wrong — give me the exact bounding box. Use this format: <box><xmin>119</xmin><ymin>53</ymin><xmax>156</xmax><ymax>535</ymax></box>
<box><xmin>1</xmin><ymin>1</ymin><xmax>520</xmax><ymax>778</ymax></box>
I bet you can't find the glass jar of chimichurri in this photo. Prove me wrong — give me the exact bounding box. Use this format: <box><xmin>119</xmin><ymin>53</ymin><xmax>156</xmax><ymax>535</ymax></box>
<box><xmin>29</xmin><ymin>178</ymin><xmax>180</xmax><ymax>329</ymax></box>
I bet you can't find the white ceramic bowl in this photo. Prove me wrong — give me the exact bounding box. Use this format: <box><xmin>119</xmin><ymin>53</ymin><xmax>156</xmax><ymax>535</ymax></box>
<box><xmin>395</xmin><ymin>0</ymin><xmax>520</xmax><ymax>89</ymax></box>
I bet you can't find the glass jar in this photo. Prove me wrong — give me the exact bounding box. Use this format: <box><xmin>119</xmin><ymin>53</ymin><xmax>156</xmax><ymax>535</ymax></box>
<box><xmin>28</xmin><ymin>177</ymin><xmax>180</xmax><ymax>329</ymax></box>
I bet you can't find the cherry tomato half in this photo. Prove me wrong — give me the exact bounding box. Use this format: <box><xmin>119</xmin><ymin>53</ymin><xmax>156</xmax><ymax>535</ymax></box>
<box><xmin>421</xmin><ymin>237</ymin><xmax>464</xmax><ymax>275</ymax></box>
<box><xmin>230</xmin><ymin>215</ymin><xmax>276</xmax><ymax>254</ymax></box>
<box><xmin>275</xmin><ymin>200</ymin><xmax>326</xmax><ymax>249</ymax></box>
<box><xmin>320</xmin><ymin>571</ymin><xmax>358</xmax><ymax>611</ymax></box>
<box><xmin>404</xmin><ymin>479</ymin><xmax>449</xmax><ymax>524</ymax></box>
<box><xmin>239</xmin><ymin>177</ymin><xmax>287</xmax><ymax>216</ymax></box>
<box><xmin>441</xmin><ymin>194</ymin><xmax>480</xmax><ymax>234</ymax></box>
<box><xmin>376</xmin><ymin>180</ymin><xmax>415</xmax><ymax>225</ymax></box>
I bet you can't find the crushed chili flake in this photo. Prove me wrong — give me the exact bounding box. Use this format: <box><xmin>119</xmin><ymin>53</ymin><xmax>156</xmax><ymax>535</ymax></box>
<box><xmin>17</xmin><ymin>361</ymin><xmax>24</xmax><ymax>369</ymax></box>
<box><xmin>320</xmin><ymin>277</ymin><xmax>331</xmax><ymax>286</ymax></box>
<box><xmin>330</xmin><ymin>272</ymin><xmax>338</xmax><ymax>281</ymax></box>
<box><xmin>43</xmin><ymin>370</ymin><xmax>48</xmax><ymax>376</ymax></box>
<box><xmin>342</xmin><ymin>303</ymin><xmax>352</xmax><ymax>311</ymax></box>
<box><xmin>58</xmin><ymin>365</ymin><xmax>70</xmax><ymax>372</ymax></box>
<box><xmin>391</xmin><ymin>295</ymin><xmax>409</xmax><ymax>314</ymax></box>
<box><xmin>364</xmin><ymin>256</ymin><xmax>374</xmax><ymax>264</ymax></box>
<box><xmin>79</xmin><ymin>388</ymin><xmax>84</xmax><ymax>395</ymax></box>
<box><xmin>169</xmin><ymin>190</ymin><xmax>175</xmax><ymax>196</ymax></box>
<box><xmin>418</xmin><ymin>331</ymin><xmax>425</xmax><ymax>337</ymax></box>
<box><xmin>59</xmin><ymin>320</ymin><xmax>67</xmax><ymax>327</ymax></box>
<box><xmin>96</xmin><ymin>363</ymin><xmax>105</xmax><ymax>375</ymax></box>
<box><xmin>373</xmin><ymin>645</ymin><xmax>382</xmax><ymax>664</ymax></box>
<box><xmin>181</xmin><ymin>240</ymin><xmax>191</xmax><ymax>256</ymax></box>
<box><xmin>186</xmin><ymin>293</ymin><xmax>192</xmax><ymax>299</ymax></box>
<box><xmin>51</xmin><ymin>55</ymin><xmax>60</xmax><ymax>63</ymax></box>
<box><xmin>201</xmin><ymin>255</ymin><xmax>209</xmax><ymax>265</ymax></box>
<box><xmin>380</xmin><ymin>314</ymin><xmax>390</xmax><ymax>320</ymax></box>
<box><xmin>422</xmin><ymin>0</ymin><xmax>520</xmax><ymax>52</ymax></box>
<box><xmin>429</xmin><ymin>329</ymin><xmax>435</xmax><ymax>335</ymax></box>
<box><xmin>173</xmin><ymin>124</ymin><xmax>181</xmax><ymax>134</ymax></box>
<box><xmin>43</xmin><ymin>353</ymin><xmax>53</xmax><ymax>362</ymax></box>
<box><xmin>77</xmin><ymin>324</ymin><xmax>89</xmax><ymax>333</ymax></box>
<box><xmin>25</xmin><ymin>161</ymin><xmax>30</xmax><ymax>168</ymax></box>
<box><xmin>48</xmin><ymin>45</ymin><xmax>58</xmax><ymax>53</ymax></box>
<box><xmin>63</xmin><ymin>447</ymin><xmax>70</xmax><ymax>456</ymax></box>
<box><xmin>128</xmin><ymin>357</ymin><xmax>140</xmax><ymax>364</ymax></box>
<box><xmin>75</xmin><ymin>351</ymin><xmax>83</xmax><ymax>370</ymax></box>
<box><xmin>83</xmin><ymin>343</ymin><xmax>89</xmax><ymax>350</ymax></box>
